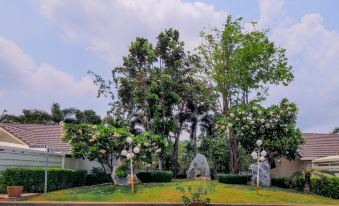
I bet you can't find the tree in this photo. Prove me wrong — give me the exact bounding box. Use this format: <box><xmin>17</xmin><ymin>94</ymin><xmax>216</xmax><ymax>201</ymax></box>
<box><xmin>90</xmin><ymin>29</ymin><xmax>213</xmax><ymax>175</ymax></box>
<box><xmin>217</xmin><ymin>98</ymin><xmax>304</xmax><ymax>169</ymax></box>
<box><xmin>51</xmin><ymin>103</ymin><xmax>63</xmax><ymax>123</ymax></box>
<box><xmin>63</xmin><ymin>123</ymin><xmax>130</xmax><ymax>173</ymax></box>
<box><xmin>198</xmin><ymin>16</ymin><xmax>294</xmax><ymax>173</ymax></box>
<box><xmin>332</xmin><ymin>127</ymin><xmax>339</xmax><ymax>134</ymax></box>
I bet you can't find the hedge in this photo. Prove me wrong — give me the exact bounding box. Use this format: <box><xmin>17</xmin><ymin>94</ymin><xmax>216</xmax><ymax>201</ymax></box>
<box><xmin>0</xmin><ymin>168</ymin><xmax>87</xmax><ymax>193</ymax></box>
<box><xmin>311</xmin><ymin>176</ymin><xmax>339</xmax><ymax>199</ymax></box>
<box><xmin>136</xmin><ymin>171</ymin><xmax>172</xmax><ymax>183</ymax></box>
<box><xmin>271</xmin><ymin>177</ymin><xmax>290</xmax><ymax>188</ymax></box>
<box><xmin>85</xmin><ymin>173</ymin><xmax>111</xmax><ymax>186</ymax></box>
<box><xmin>218</xmin><ymin>174</ymin><xmax>250</xmax><ymax>185</ymax></box>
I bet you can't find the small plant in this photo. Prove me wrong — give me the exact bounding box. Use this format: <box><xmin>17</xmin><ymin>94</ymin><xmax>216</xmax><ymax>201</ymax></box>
<box><xmin>176</xmin><ymin>180</ymin><xmax>216</xmax><ymax>206</ymax></box>
<box><xmin>115</xmin><ymin>165</ymin><xmax>128</xmax><ymax>178</ymax></box>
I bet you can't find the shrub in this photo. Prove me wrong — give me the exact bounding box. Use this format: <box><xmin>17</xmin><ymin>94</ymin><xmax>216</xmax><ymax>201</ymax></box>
<box><xmin>0</xmin><ymin>168</ymin><xmax>87</xmax><ymax>193</ymax></box>
<box><xmin>289</xmin><ymin>176</ymin><xmax>305</xmax><ymax>191</ymax></box>
<box><xmin>176</xmin><ymin>181</ymin><xmax>216</xmax><ymax>205</ymax></box>
<box><xmin>311</xmin><ymin>176</ymin><xmax>339</xmax><ymax>199</ymax></box>
<box><xmin>136</xmin><ymin>171</ymin><xmax>172</xmax><ymax>183</ymax></box>
<box><xmin>217</xmin><ymin>174</ymin><xmax>250</xmax><ymax>185</ymax></box>
<box><xmin>85</xmin><ymin>167</ymin><xmax>111</xmax><ymax>186</ymax></box>
<box><xmin>177</xmin><ymin>173</ymin><xmax>187</xmax><ymax>179</ymax></box>
<box><xmin>271</xmin><ymin>177</ymin><xmax>290</xmax><ymax>188</ymax></box>
<box><xmin>115</xmin><ymin>165</ymin><xmax>128</xmax><ymax>178</ymax></box>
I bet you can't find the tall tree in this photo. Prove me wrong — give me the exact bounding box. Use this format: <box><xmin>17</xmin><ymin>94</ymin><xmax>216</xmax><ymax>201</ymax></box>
<box><xmin>198</xmin><ymin>16</ymin><xmax>294</xmax><ymax>173</ymax></box>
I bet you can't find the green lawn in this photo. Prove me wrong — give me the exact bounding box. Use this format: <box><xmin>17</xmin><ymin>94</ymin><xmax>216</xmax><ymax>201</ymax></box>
<box><xmin>31</xmin><ymin>180</ymin><xmax>339</xmax><ymax>205</ymax></box>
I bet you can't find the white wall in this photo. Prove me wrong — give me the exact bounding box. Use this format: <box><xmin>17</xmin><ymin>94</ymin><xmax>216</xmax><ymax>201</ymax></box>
<box><xmin>0</xmin><ymin>144</ymin><xmax>64</xmax><ymax>170</ymax></box>
<box><xmin>0</xmin><ymin>142</ymin><xmax>105</xmax><ymax>172</ymax></box>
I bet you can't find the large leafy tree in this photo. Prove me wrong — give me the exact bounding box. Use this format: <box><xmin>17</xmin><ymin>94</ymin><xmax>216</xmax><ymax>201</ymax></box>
<box><xmin>91</xmin><ymin>29</ymin><xmax>212</xmax><ymax>175</ymax></box>
<box><xmin>198</xmin><ymin>16</ymin><xmax>294</xmax><ymax>173</ymax></box>
<box><xmin>217</xmin><ymin>98</ymin><xmax>304</xmax><ymax>169</ymax></box>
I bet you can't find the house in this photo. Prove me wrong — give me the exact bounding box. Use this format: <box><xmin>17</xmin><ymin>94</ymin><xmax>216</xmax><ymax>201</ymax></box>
<box><xmin>271</xmin><ymin>133</ymin><xmax>339</xmax><ymax>177</ymax></box>
<box><xmin>0</xmin><ymin>123</ymin><xmax>102</xmax><ymax>172</ymax></box>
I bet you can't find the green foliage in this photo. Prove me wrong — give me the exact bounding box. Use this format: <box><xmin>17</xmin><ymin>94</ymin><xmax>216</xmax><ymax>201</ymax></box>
<box><xmin>115</xmin><ymin>164</ymin><xmax>128</xmax><ymax>178</ymax></box>
<box><xmin>217</xmin><ymin>174</ymin><xmax>249</xmax><ymax>185</ymax></box>
<box><xmin>63</xmin><ymin>123</ymin><xmax>130</xmax><ymax>173</ymax></box>
<box><xmin>133</xmin><ymin>131</ymin><xmax>170</xmax><ymax>166</ymax></box>
<box><xmin>311</xmin><ymin>176</ymin><xmax>339</xmax><ymax>199</ymax></box>
<box><xmin>176</xmin><ymin>181</ymin><xmax>216</xmax><ymax>205</ymax></box>
<box><xmin>0</xmin><ymin>168</ymin><xmax>86</xmax><ymax>193</ymax></box>
<box><xmin>198</xmin><ymin>137</ymin><xmax>230</xmax><ymax>174</ymax></box>
<box><xmin>217</xmin><ymin>98</ymin><xmax>304</xmax><ymax>168</ymax></box>
<box><xmin>136</xmin><ymin>171</ymin><xmax>172</xmax><ymax>183</ymax></box>
<box><xmin>271</xmin><ymin>177</ymin><xmax>290</xmax><ymax>188</ymax></box>
<box><xmin>84</xmin><ymin>167</ymin><xmax>111</xmax><ymax>186</ymax></box>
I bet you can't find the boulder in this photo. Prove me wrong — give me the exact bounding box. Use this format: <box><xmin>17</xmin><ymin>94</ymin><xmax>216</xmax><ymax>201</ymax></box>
<box><xmin>249</xmin><ymin>161</ymin><xmax>271</xmax><ymax>187</ymax></box>
<box><xmin>187</xmin><ymin>153</ymin><xmax>211</xmax><ymax>179</ymax></box>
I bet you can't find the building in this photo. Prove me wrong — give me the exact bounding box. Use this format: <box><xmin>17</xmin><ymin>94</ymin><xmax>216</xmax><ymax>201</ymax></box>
<box><xmin>0</xmin><ymin>123</ymin><xmax>102</xmax><ymax>171</ymax></box>
<box><xmin>271</xmin><ymin>133</ymin><xmax>339</xmax><ymax>177</ymax></box>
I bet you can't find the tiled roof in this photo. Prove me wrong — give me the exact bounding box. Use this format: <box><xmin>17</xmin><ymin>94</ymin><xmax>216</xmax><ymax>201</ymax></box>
<box><xmin>300</xmin><ymin>133</ymin><xmax>339</xmax><ymax>158</ymax></box>
<box><xmin>0</xmin><ymin>123</ymin><xmax>70</xmax><ymax>152</ymax></box>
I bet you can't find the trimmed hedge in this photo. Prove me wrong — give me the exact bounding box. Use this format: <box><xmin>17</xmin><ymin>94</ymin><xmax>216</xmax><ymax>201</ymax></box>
<box><xmin>218</xmin><ymin>174</ymin><xmax>250</xmax><ymax>185</ymax></box>
<box><xmin>271</xmin><ymin>177</ymin><xmax>290</xmax><ymax>188</ymax></box>
<box><xmin>136</xmin><ymin>171</ymin><xmax>172</xmax><ymax>183</ymax></box>
<box><xmin>85</xmin><ymin>173</ymin><xmax>111</xmax><ymax>186</ymax></box>
<box><xmin>0</xmin><ymin>168</ymin><xmax>87</xmax><ymax>193</ymax></box>
<box><xmin>311</xmin><ymin>176</ymin><xmax>339</xmax><ymax>199</ymax></box>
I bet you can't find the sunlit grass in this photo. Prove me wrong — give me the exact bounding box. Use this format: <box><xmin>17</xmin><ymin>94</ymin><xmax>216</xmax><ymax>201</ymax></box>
<box><xmin>31</xmin><ymin>180</ymin><xmax>339</xmax><ymax>205</ymax></box>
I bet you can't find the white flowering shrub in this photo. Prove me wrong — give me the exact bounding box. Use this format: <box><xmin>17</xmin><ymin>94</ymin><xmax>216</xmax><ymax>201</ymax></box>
<box><xmin>216</xmin><ymin>98</ymin><xmax>304</xmax><ymax>168</ymax></box>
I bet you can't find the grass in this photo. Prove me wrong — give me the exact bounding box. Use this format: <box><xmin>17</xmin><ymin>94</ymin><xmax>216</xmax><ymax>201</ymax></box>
<box><xmin>31</xmin><ymin>180</ymin><xmax>339</xmax><ymax>205</ymax></box>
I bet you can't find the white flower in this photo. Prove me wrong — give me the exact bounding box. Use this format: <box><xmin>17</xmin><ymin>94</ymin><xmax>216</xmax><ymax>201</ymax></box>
<box><xmin>100</xmin><ymin>149</ymin><xmax>106</xmax><ymax>154</ymax></box>
<box><xmin>269</xmin><ymin>111</ymin><xmax>273</xmax><ymax>115</ymax></box>
<box><xmin>156</xmin><ymin>148</ymin><xmax>162</xmax><ymax>153</ymax></box>
<box><xmin>259</xmin><ymin>119</ymin><xmax>265</xmax><ymax>123</ymax></box>
<box><xmin>265</xmin><ymin>123</ymin><xmax>270</xmax><ymax>128</ymax></box>
<box><xmin>250</xmin><ymin>120</ymin><xmax>255</xmax><ymax>124</ymax></box>
<box><xmin>230</xmin><ymin>113</ymin><xmax>235</xmax><ymax>118</ymax></box>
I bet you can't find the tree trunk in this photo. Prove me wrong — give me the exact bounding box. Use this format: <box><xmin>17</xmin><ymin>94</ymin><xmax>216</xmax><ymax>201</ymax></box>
<box><xmin>190</xmin><ymin>118</ymin><xmax>198</xmax><ymax>155</ymax></box>
<box><xmin>172</xmin><ymin>123</ymin><xmax>182</xmax><ymax>177</ymax></box>
<box><xmin>229</xmin><ymin>130</ymin><xmax>239</xmax><ymax>174</ymax></box>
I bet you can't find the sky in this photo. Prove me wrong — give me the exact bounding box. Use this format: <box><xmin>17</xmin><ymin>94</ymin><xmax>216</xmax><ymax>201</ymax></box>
<box><xmin>0</xmin><ymin>0</ymin><xmax>338</xmax><ymax>133</ymax></box>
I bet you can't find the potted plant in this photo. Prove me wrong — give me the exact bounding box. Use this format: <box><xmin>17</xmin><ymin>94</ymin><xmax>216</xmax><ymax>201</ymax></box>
<box><xmin>7</xmin><ymin>186</ymin><xmax>23</xmax><ymax>197</ymax></box>
<box><xmin>176</xmin><ymin>180</ymin><xmax>216</xmax><ymax>206</ymax></box>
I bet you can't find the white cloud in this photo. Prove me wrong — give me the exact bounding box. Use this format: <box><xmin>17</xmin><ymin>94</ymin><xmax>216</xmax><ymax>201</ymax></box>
<box><xmin>0</xmin><ymin>36</ymin><xmax>106</xmax><ymax>115</ymax></box>
<box><xmin>258</xmin><ymin>1</ymin><xmax>339</xmax><ymax>132</ymax></box>
<box><xmin>33</xmin><ymin>0</ymin><xmax>225</xmax><ymax>63</ymax></box>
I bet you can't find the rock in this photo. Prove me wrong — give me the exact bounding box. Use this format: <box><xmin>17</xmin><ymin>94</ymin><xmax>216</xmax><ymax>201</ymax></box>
<box><xmin>249</xmin><ymin>161</ymin><xmax>271</xmax><ymax>187</ymax></box>
<box><xmin>187</xmin><ymin>153</ymin><xmax>211</xmax><ymax>179</ymax></box>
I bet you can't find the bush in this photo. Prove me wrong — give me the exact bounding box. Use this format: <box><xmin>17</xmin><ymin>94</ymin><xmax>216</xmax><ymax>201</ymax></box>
<box><xmin>289</xmin><ymin>176</ymin><xmax>305</xmax><ymax>191</ymax></box>
<box><xmin>311</xmin><ymin>176</ymin><xmax>339</xmax><ymax>199</ymax></box>
<box><xmin>85</xmin><ymin>167</ymin><xmax>111</xmax><ymax>186</ymax></box>
<box><xmin>136</xmin><ymin>171</ymin><xmax>172</xmax><ymax>183</ymax></box>
<box><xmin>177</xmin><ymin>173</ymin><xmax>187</xmax><ymax>179</ymax></box>
<box><xmin>271</xmin><ymin>177</ymin><xmax>290</xmax><ymax>188</ymax></box>
<box><xmin>217</xmin><ymin>174</ymin><xmax>250</xmax><ymax>185</ymax></box>
<box><xmin>116</xmin><ymin>165</ymin><xmax>128</xmax><ymax>178</ymax></box>
<box><xmin>0</xmin><ymin>168</ymin><xmax>87</xmax><ymax>193</ymax></box>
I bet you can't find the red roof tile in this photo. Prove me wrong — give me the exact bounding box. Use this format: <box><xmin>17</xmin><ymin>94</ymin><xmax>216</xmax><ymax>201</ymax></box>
<box><xmin>0</xmin><ymin>123</ymin><xmax>70</xmax><ymax>152</ymax></box>
<box><xmin>300</xmin><ymin>133</ymin><xmax>339</xmax><ymax>158</ymax></box>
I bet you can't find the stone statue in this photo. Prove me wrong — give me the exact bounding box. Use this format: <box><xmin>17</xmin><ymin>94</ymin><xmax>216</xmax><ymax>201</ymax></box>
<box><xmin>249</xmin><ymin>161</ymin><xmax>271</xmax><ymax>187</ymax></box>
<box><xmin>187</xmin><ymin>153</ymin><xmax>211</xmax><ymax>179</ymax></box>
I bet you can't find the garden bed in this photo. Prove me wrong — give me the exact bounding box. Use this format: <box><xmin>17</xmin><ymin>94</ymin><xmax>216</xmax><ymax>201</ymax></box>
<box><xmin>27</xmin><ymin>181</ymin><xmax>339</xmax><ymax>205</ymax></box>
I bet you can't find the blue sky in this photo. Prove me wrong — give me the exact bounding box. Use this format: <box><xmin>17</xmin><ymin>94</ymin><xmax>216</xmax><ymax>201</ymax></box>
<box><xmin>0</xmin><ymin>0</ymin><xmax>338</xmax><ymax>132</ymax></box>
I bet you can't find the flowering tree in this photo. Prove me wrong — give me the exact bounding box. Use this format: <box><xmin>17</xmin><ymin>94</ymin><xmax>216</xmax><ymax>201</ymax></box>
<box><xmin>63</xmin><ymin>123</ymin><xmax>130</xmax><ymax>173</ymax></box>
<box><xmin>63</xmin><ymin>123</ymin><xmax>170</xmax><ymax>173</ymax></box>
<box><xmin>132</xmin><ymin>131</ymin><xmax>170</xmax><ymax>169</ymax></box>
<box><xmin>217</xmin><ymin>98</ymin><xmax>304</xmax><ymax>169</ymax></box>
